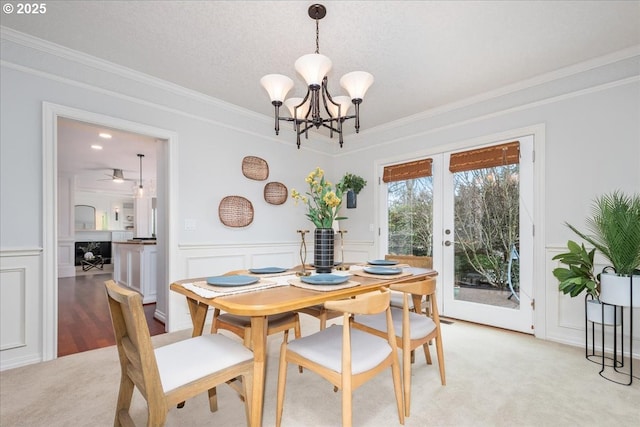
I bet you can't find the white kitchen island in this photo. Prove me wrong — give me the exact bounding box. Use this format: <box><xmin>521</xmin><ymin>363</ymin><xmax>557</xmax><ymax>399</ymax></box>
<box><xmin>112</xmin><ymin>239</ymin><xmax>157</xmax><ymax>303</ymax></box>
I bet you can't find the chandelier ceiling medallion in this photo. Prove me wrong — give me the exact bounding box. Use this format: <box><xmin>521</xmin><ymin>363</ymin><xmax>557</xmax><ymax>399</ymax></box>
<box><xmin>260</xmin><ymin>4</ymin><xmax>374</xmax><ymax>149</ymax></box>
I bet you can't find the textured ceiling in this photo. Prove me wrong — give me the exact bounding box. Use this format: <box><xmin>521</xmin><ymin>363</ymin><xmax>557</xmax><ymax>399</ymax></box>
<box><xmin>2</xmin><ymin>1</ymin><xmax>639</xmax><ymax>190</ymax></box>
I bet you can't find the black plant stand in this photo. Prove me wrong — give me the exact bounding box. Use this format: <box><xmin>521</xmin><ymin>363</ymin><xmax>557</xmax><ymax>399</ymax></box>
<box><xmin>584</xmin><ymin>295</ymin><xmax>621</xmax><ymax>367</ymax></box>
<box><xmin>598</xmin><ymin>275</ymin><xmax>638</xmax><ymax>385</ymax></box>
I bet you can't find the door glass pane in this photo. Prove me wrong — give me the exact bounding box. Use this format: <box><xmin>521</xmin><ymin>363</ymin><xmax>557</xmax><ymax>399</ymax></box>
<box><xmin>453</xmin><ymin>165</ymin><xmax>520</xmax><ymax>309</ymax></box>
<box><xmin>387</xmin><ymin>177</ymin><xmax>433</xmax><ymax>256</ymax></box>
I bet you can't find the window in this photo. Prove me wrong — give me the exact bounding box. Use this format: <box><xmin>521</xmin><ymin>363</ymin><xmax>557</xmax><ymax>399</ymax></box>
<box><xmin>384</xmin><ymin>158</ymin><xmax>433</xmax><ymax>256</ymax></box>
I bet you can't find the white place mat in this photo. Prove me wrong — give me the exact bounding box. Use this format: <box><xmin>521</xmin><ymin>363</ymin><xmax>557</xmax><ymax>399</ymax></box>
<box><xmin>182</xmin><ymin>276</ymin><xmax>291</xmax><ymax>298</ymax></box>
<box><xmin>351</xmin><ymin>268</ymin><xmax>413</xmax><ymax>280</ymax></box>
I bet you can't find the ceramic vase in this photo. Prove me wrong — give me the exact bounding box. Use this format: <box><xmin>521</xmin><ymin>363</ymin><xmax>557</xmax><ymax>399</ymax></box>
<box><xmin>314</xmin><ymin>228</ymin><xmax>335</xmax><ymax>273</ymax></box>
<box><xmin>600</xmin><ymin>272</ymin><xmax>640</xmax><ymax>307</ymax></box>
<box><xmin>586</xmin><ymin>298</ymin><xmax>620</xmax><ymax>325</ymax></box>
<box><xmin>346</xmin><ymin>190</ymin><xmax>357</xmax><ymax>209</ymax></box>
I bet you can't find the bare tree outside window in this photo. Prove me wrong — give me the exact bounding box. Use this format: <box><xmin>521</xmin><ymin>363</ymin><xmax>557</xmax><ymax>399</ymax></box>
<box><xmin>388</xmin><ymin>177</ymin><xmax>433</xmax><ymax>256</ymax></box>
<box><xmin>453</xmin><ymin>165</ymin><xmax>520</xmax><ymax>294</ymax></box>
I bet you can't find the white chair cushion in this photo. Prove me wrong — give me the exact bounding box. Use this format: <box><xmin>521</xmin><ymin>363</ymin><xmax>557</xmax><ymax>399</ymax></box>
<box><xmin>356</xmin><ymin>307</ymin><xmax>436</xmax><ymax>340</ymax></box>
<box><xmin>390</xmin><ymin>291</ymin><xmax>414</xmax><ymax>309</ymax></box>
<box><xmin>287</xmin><ymin>325</ymin><xmax>392</xmax><ymax>375</ymax></box>
<box><xmin>155</xmin><ymin>334</ymin><xmax>253</xmax><ymax>393</ymax></box>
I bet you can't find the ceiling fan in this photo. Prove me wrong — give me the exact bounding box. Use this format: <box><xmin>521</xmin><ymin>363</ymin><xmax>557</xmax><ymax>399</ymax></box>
<box><xmin>99</xmin><ymin>168</ymin><xmax>135</xmax><ymax>183</ymax></box>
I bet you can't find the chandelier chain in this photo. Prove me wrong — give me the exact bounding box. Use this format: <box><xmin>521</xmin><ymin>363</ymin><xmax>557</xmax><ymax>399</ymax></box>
<box><xmin>315</xmin><ymin>16</ymin><xmax>320</xmax><ymax>54</ymax></box>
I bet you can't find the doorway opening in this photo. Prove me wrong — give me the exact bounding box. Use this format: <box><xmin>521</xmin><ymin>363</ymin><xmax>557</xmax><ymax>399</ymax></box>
<box><xmin>43</xmin><ymin>102</ymin><xmax>177</xmax><ymax>360</ymax></box>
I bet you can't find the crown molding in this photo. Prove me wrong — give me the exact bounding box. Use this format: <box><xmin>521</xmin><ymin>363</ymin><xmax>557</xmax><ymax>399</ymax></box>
<box><xmin>0</xmin><ymin>26</ymin><xmax>268</xmax><ymax>122</ymax></box>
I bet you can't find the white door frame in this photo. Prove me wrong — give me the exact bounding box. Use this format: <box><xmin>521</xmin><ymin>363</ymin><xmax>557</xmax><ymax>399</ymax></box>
<box><xmin>42</xmin><ymin>102</ymin><xmax>179</xmax><ymax>360</ymax></box>
<box><xmin>376</xmin><ymin>124</ymin><xmax>546</xmax><ymax>337</ymax></box>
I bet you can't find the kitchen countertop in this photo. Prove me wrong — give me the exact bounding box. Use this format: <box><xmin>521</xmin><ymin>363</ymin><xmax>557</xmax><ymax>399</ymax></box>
<box><xmin>113</xmin><ymin>240</ymin><xmax>157</xmax><ymax>245</ymax></box>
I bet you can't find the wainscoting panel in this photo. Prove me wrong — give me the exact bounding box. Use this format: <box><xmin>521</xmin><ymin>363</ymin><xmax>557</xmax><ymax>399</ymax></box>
<box><xmin>0</xmin><ymin>249</ymin><xmax>43</xmax><ymax>371</ymax></box>
<box><xmin>57</xmin><ymin>239</ymin><xmax>75</xmax><ymax>278</ymax></box>
<box><xmin>0</xmin><ymin>268</ymin><xmax>26</xmax><ymax>351</ymax></box>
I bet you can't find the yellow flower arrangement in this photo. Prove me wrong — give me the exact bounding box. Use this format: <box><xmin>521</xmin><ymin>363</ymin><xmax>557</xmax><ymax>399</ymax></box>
<box><xmin>291</xmin><ymin>167</ymin><xmax>347</xmax><ymax>228</ymax></box>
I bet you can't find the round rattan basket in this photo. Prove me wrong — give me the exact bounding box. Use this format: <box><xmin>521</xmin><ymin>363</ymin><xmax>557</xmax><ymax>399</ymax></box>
<box><xmin>264</xmin><ymin>182</ymin><xmax>288</xmax><ymax>205</ymax></box>
<box><xmin>242</xmin><ymin>156</ymin><xmax>269</xmax><ymax>181</ymax></box>
<box><xmin>218</xmin><ymin>196</ymin><xmax>254</xmax><ymax>227</ymax></box>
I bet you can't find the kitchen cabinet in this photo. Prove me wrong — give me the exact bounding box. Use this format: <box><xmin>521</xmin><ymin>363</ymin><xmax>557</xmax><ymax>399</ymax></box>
<box><xmin>113</xmin><ymin>240</ymin><xmax>157</xmax><ymax>303</ymax></box>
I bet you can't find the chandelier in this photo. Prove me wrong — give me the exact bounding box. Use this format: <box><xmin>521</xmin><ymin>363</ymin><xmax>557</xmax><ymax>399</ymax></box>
<box><xmin>260</xmin><ymin>4</ymin><xmax>374</xmax><ymax>149</ymax></box>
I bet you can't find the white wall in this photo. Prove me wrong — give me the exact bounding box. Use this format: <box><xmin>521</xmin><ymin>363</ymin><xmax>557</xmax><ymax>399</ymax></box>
<box><xmin>1</xmin><ymin>27</ymin><xmax>639</xmax><ymax>370</ymax></box>
<box><xmin>331</xmin><ymin>51</ymin><xmax>640</xmax><ymax>351</ymax></box>
<box><xmin>0</xmin><ymin>29</ymin><xmax>334</xmax><ymax>370</ymax></box>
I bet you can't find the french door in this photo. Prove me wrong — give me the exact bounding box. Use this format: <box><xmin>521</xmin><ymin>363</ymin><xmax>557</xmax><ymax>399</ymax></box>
<box><xmin>439</xmin><ymin>136</ymin><xmax>534</xmax><ymax>333</ymax></box>
<box><xmin>383</xmin><ymin>135</ymin><xmax>534</xmax><ymax>333</ymax></box>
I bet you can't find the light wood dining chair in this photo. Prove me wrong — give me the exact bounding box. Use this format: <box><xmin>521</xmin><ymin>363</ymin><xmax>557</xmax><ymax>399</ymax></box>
<box><xmin>353</xmin><ymin>278</ymin><xmax>445</xmax><ymax>417</ymax></box>
<box><xmin>210</xmin><ymin>270</ymin><xmax>302</xmax><ymax>348</ymax></box>
<box><xmin>295</xmin><ymin>305</ymin><xmax>342</xmax><ymax>330</ymax></box>
<box><xmin>276</xmin><ymin>289</ymin><xmax>405</xmax><ymax>427</ymax></box>
<box><xmin>385</xmin><ymin>254</ymin><xmax>433</xmax><ymax>313</ymax></box>
<box><xmin>291</xmin><ymin>264</ymin><xmax>342</xmax><ymax>330</ymax></box>
<box><xmin>104</xmin><ymin>280</ymin><xmax>254</xmax><ymax>427</ymax></box>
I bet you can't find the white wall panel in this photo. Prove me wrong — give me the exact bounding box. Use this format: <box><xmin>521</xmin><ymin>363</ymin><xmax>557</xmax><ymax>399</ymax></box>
<box><xmin>0</xmin><ymin>250</ymin><xmax>42</xmax><ymax>371</ymax></box>
<box><xmin>0</xmin><ymin>268</ymin><xmax>26</xmax><ymax>350</ymax></box>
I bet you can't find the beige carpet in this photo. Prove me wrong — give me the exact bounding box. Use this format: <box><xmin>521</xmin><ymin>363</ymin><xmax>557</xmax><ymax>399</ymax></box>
<box><xmin>1</xmin><ymin>317</ymin><xmax>638</xmax><ymax>427</ymax></box>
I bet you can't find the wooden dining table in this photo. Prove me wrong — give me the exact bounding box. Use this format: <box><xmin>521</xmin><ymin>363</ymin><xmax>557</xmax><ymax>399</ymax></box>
<box><xmin>170</xmin><ymin>266</ymin><xmax>437</xmax><ymax>427</ymax></box>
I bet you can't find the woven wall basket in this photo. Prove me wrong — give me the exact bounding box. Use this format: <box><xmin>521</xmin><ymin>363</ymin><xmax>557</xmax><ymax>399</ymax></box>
<box><xmin>264</xmin><ymin>182</ymin><xmax>288</xmax><ymax>205</ymax></box>
<box><xmin>242</xmin><ymin>156</ymin><xmax>269</xmax><ymax>181</ymax></box>
<box><xmin>218</xmin><ymin>196</ymin><xmax>254</xmax><ymax>227</ymax></box>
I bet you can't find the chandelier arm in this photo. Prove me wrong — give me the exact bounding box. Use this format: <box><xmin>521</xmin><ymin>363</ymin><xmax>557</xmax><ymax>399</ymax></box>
<box><xmin>352</xmin><ymin>100</ymin><xmax>362</xmax><ymax>133</ymax></box>
<box><xmin>319</xmin><ymin>121</ymin><xmax>341</xmax><ymax>133</ymax></box>
<box><xmin>297</xmin><ymin>123</ymin><xmax>314</xmax><ymax>135</ymax></box>
<box><xmin>321</xmin><ymin>77</ymin><xmax>340</xmax><ymax>119</ymax></box>
<box><xmin>272</xmin><ymin>101</ymin><xmax>282</xmax><ymax>135</ymax></box>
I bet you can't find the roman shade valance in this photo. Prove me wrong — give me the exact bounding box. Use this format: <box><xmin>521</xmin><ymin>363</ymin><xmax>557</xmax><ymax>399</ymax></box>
<box><xmin>449</xmin><ymin>141</ymin><xmax>520</xmax><ymax>173</ymax></box>
<box><xmin>382</xmin><ymin>158</ymin><xmax>433</xmax><ymax>183</ymax></box>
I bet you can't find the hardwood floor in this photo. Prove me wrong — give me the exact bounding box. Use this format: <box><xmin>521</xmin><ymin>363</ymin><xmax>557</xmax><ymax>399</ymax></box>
<box><xmin>58</xmin><ymin>272</ymin><xmax>166</xmax><ymax>357</ymax></box>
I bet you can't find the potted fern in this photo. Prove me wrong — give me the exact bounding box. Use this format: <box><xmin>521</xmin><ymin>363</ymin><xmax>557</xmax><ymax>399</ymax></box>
<box><xmin>340</xmin><ymin>173</ymin><xmax>367</xmax><ymax>209</ymax></box>
<box><xmin>565</xmin><ymin>191</ymin><xmax>640</xmax><ymax>308</ymax></box>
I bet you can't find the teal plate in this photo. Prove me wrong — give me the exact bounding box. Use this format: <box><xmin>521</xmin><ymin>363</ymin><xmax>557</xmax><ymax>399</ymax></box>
<box><xmin>249</xmin><ymin>267</ymin><xmax>287</xmax><ymax>274</ymax></box>
<box><xmin>363</xmin><ymin>266</ymin><xmax>402</xmax><ymax>275</ymax></box>
<box><xmin>367</xmin><ymin>259</ymin><xmax>399</xmax><ymax>266</ymax></box>
<box><xmin>301</xmin><ymin>274</ymin><xmax>350</xmax><ymax>285</ymax></box>
<box><xmin>206</xmin><ymin>275</ymin><xmax>260</xmax><ymax>287</ymax></box>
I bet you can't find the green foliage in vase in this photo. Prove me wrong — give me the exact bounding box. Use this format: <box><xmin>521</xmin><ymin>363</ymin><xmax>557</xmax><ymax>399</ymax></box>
<box><xmin>566</xmin><ymin>191</ymin><xmax>640</xmax><ymax>276</ymax></box>
<box><xmin>340</xmin><ymin>173</ymin><xmax>367</xmax><ymax>194</ymax></box>
<box><xmin>552</xmin><ymin>240</ymin><xmax>599</xmax><ymax>298</ymax></box>
<box><xmin>291</xmin><ymin>167</ymin><xmax>347</xmax><ymax>228</ymax></box>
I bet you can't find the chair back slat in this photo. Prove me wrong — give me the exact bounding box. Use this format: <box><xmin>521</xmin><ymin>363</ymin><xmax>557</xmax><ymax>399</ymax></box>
<box><xmin>104</xmin><ymin>280</ymin><xmax>165</xmax><ymax>406</ymax></box>
<box><xmin>390</xmin><ymin>277</ymin><xmax>436</xmax><ymax>296</ymax></box>
<box><xmin>324</xmin><ymin>289</ymin><xmax>390</xmax><ymax>315</ymax></box>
